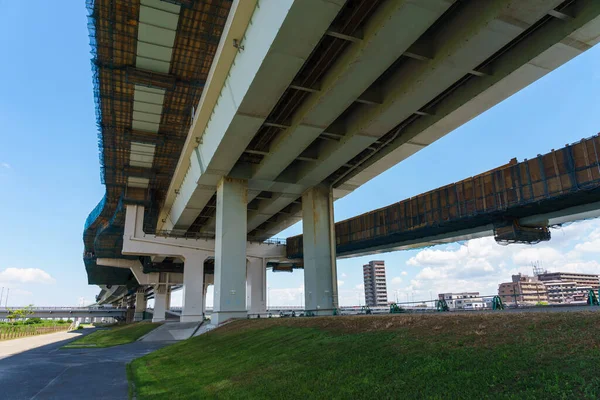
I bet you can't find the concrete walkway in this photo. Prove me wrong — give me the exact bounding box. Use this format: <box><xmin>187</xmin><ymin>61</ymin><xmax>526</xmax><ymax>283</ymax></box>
<box><xmin>140</xmin><ymin>321</ymin><xmax>201</xmax><ymax>342</ymax></box>
<box><xmin>0</xmin><ymin>330</ymin><xmax>81</xmax><ymax>359</ymax></box>
<box><xmin>0</xmin><ymin>328</ymin><xmax>172</xmax><ymax>400</ymax></box>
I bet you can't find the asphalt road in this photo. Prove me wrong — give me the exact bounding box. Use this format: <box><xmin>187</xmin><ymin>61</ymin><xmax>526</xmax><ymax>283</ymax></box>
<box><xmin>0</xmin><ymin>329</ymin><xmax>171</xmax><ymax>400</ymax></box>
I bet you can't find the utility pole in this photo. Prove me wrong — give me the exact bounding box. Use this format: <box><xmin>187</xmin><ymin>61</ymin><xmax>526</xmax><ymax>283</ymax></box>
<box><xmin>5</xmin><ymin>288</ymin><xmax>9</xmax><ymax>308</ymax></box>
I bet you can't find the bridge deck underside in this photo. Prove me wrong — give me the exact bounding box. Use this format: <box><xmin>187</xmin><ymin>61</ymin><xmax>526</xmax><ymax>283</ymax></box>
<box><xmin>169</xmin><ymin>0</ymin><xmax>600</xmax><ymax>243</ymax></box>
<box><xmin>83</xmin><ymin>0</ymin><xmax>233</xmax><ymax>285</ymax></box>
<box><xmin>287</xmin><ymin>135</ymin><xmax>600</xmax><ymax>258</ymax></box>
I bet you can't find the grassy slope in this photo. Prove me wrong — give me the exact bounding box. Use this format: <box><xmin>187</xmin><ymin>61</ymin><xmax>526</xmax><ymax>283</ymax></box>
<box><xmin>64</xmin><ymin>322</ymin><xmax>160</xmax><ymax>348</ymax></box>
<box><xmin>130</xmin><ymin>312</ymin><xmax>600</xmax><ymax>399</ymax></box>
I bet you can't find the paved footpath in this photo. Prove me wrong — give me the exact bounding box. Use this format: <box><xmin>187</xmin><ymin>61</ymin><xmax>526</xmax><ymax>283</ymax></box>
<box><xmin>0</xmin><ymin>329</ymin><xmax>172</xmax><ymax>400</ymax></box>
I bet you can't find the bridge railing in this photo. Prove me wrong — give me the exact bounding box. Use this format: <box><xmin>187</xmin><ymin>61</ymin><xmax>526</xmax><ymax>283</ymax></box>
<box><xmin>148</xmin><ymin>230</ymin><xmax>287</xmax><ymax>246</ymax></box>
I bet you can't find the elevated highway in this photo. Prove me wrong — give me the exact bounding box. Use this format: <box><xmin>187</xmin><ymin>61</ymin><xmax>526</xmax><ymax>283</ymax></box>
<box><xmin>286</xmin><ymin>135</ymin><xmax>600</xmax><ymax>258</ymax></box>
<box><xmin>82</xmin><ymin>0</ymin><xmax>600</xmax><ymax>324</ymax></box>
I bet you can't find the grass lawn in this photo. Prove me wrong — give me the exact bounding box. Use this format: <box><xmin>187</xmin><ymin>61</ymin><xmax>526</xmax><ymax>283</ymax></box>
<box><xmin>64</xmin><ymin>322</ymin><xmax>161</xmax><ymax>348</ymax></box>
<box><xmin>129</xmin><ymin>312</ymin><xmax>600</xmax><ymax>399</ymax></box>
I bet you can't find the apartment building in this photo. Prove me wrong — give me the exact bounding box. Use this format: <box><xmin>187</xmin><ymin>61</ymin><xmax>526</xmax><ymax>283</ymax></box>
<box><xmin>498</xmin><ymin>274</ymin><xmax>548</xmax><ymax>304</ymax></box>
<box><xmin>438</xmin><ymin>292</ymin><xmax>486</xmax><ymax>310</ymax></box>
<box><xmin>538</xmin><ymin>271</ymin><xmax>599</xmax><ymax>303</ymax></box>
<box><xmin>498</xmin><ymin>272</ymin><xmax>599</xmax><ymax>304</ymax></box>
<box><xmin>363</xmin><ymin>260</ymin><xmax>388</xmax><ymax>306</ymax></box>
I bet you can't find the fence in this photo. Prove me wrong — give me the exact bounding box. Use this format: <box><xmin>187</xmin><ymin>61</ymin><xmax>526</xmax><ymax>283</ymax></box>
<box><xmin>0</xmin><ymin>325</ymin><xmax>71</xmax><ymax>341</ymax></box>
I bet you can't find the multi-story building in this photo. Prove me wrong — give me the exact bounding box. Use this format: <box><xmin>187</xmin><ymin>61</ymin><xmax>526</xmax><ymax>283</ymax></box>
<box><xmin>537</xmin><ymin>272</ymin><xmax>599</xmax><ymax>303</ymax></box>
<box><xmin>498</xmin><ymin>274</ymin><xmax>548</xmax><ymax>304</ymax></box>
<box><xmin>438</xmin><ymin>292</ymin><xmax>486</xmax><ymax>310</ymax></box>
<box><xmin>543</xmin><ymin>280</ymin><xmax>592</xmax><ymax>303</ymax></box>
<box><xmin>537</xmin><ymin>272</ymin><xmax>599</xmax><ymax>289</ymax></box>
<box><xmin>363</xmin><ymin>260</ymin><xmax>387</xmax><ymax>306</ymax></box>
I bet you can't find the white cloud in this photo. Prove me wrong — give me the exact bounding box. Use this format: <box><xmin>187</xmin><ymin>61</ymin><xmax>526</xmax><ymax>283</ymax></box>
<box><xmin>355</xmin><ymin>283</ymin><xmax>364</xmax><ymax>290</ymax></box>
<box><xmin>401</xmin><ymin>271</ymin><xmax>408</xmax><ymax>276</ymax></box>
<box><xmin>268</xmin><ymin>285</ymin><xmax>303</xmax><ymax>306</ymax></box>
<box><xmin>9</xmin><ymin>288</ymin><xmax>32</xmax><ymax>296</ymax></box>
<box><xmin>337</xmin><ymin>280</ymin><xmax>345</xmax><ymax>287</ymax></box>
<box><xmin>391</xmin><ymin>277</ymin><xmax>403</xmax><ymax>285</ymax></box>
<box><xmin>341</xmin><ymin>273</ymin><xmax>347</xmax><ymax>278</ymax></box>
<box><xmin>0</xmin><ymin>162</ymin><xmax>10</xmax><ymax>169</ymax></box>
<box><xmin>397</xmin><ymin>219</ymin><xmax>600</xmax><ymax>300</ymax></box>
<box><xmin>573</xmin><ymin>228</ymin><xmax>600</xmax><ymax>253</ymax></box>
<box><xmin>0</xmin><ymin>268</ymin><xmax>55</xmax><ymax>284</ymax></box>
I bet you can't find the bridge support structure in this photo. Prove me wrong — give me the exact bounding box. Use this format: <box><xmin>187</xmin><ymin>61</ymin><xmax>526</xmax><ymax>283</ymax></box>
<box><xmin>212</xmin><ymin>177</ymin><xmax>249</xmax><ymax>325</ymax></box>
<box><xmin>152</xmin><ymin>284</ymin><xmax>170</xmax><ymax>323</ymax></box>
<box><xmin>302</xmin><ymin>185</ymin><xmax>338</xmax><ymax>315</ymax></box>
<box><xmin>134</xmin><ymin>287</ymin><xmax>146</xmax><ymax>322</ymax></box>
<box><xmin>123</xmin><ymin>205</ymin><xmax>211</xmax><ymax>323</ymax></box>
<box><xmin>247</xmin><ymin>258</ymin><xmax>267</xmax><ymax>315</ymax></box>
<box><xmin>122</xmin><ymin>204</ymin><xmax>286</xmax><ymax>324</ymax></box>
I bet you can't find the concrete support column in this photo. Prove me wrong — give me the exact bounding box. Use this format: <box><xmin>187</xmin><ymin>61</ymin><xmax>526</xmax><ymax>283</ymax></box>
<box><xmin>181</xmin><ymin>255</ymin><xmax>206</xmax><ymax>323</ymax></box>
<box><xmin>203</xmin><ymin>284</ymin><xmax>209</xmax><ymax>314</ymax></box>
<box><xmin>212</xmin><ymin>177</ymin><xmax>248</xmax><ymax>325</ymax></box>
<box><xmin>302</xmin><ymin>185</ymin><xmax>338</xmax><ymax>315</ymax></box>
<box><xmin>134</xmin><ymin>287</ymin><xmax>146</xmax><ymax>322</ymax></box>
<box><xmin>152</xmin><ymin>285</ymin><xmax>168</xmax><ymax>323</ymax></box>
<box><xmin>246</xmin><ymin>258</ymin><xmax>266</xmax><ymax>314</ymax></box>
<box><xmin>203</xmin><ymin>273</ymin><xmax>214</xmax><ymax>314</ymax></box>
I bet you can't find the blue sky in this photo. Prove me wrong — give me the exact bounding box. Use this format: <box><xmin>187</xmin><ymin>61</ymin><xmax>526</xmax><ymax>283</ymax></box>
<box><xmin>1</xmin><ymin>2</ymin><xmax>599</xmax><ymax>307</ymax></box>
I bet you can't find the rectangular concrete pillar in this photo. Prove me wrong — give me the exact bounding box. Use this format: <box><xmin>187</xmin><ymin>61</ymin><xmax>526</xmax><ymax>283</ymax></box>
<box><xmin>302</xmin><ymin>185</ymin><xmax>338</xmax><ymax>315</ymax></box>
<box><xmin>181</xmin><ymin>255</ymin><xmax>205</xmax><ymax>323</ymax></box>
<box><xmin>134</xmin><ymin>288</ymin><xmax>146</xmax><ymax>321</ymax></box>
<box><xmin>203</xmin><ymin>273</ymin><xmax>214</xmax><ymax>314</ymax></box>
<box><xmin>247</xmin><ymin>258</ymin><xmax>266</xmax><ymax>315</ymax></box>
<box><xmin>212</xmin><ymin>177</ymin><xmax>248</xmax><ymax>325</ymax></box>
<box><xmin>152</xmin><ymin>285</ymin><xmax>168</xmax><ymax>323</ymax></box>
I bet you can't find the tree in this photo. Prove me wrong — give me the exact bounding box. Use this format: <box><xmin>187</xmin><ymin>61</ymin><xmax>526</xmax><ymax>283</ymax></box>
<box><xmin>6</xmin><ymin>305</ymin><xmax>34</xmax><ymax>322</ymax></box>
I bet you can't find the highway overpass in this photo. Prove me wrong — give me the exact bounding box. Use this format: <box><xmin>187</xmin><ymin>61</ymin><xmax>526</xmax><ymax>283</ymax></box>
<box><xmin>83</xmin><ymin>0</ymin><xmax>600</xmax><ymax>324</ymax></box>
<box><xmin>286</xmin><ymin>135</ymin><xmax>600</xmax><ymax>258</ymax></box>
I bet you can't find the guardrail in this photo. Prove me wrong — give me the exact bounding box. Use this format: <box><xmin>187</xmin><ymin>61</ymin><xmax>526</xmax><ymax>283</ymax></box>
<box><xmin>147</xmin><ymin>231</ymin><xmax>287</xmax><ymax>246</ymax></box>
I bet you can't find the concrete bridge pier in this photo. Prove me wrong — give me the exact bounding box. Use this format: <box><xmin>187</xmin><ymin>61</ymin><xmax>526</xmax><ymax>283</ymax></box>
<box><xmin>202</xmin><ymin>273</ymin><xmax>214</xmax><ymax>315</ymax></box>
<box><xmin>134</xmin><ymin>287</ymin><xmax>146</xmax><ymax>322</ymax></box>
<box><xmin>212</xmin><ymin>177</ymin><xmax>248</xmax><ymax>325</ymax></box>
<box><xmin>152</xmin><ymin>285</ymin><xmax>169</xmax><ymax>323</ymax></box>
<box><xmin>180</xmin><ymin>253</ymin><xmax>209</xmax><ymax>323</ymax></box>
<box><xmin>247</xmin><ymin>258</ymin><xmax>266</xmax><ymax>314</ymax></box>
<box><xmin>302</xmin><ymin>185</ymin><xmax>338</xmax><ymax>315</ymax></box>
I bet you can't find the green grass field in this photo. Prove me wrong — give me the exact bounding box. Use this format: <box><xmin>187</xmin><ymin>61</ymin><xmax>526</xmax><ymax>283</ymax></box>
<box><xmin>64</xmin><ymin>322</ymin><xmax>160</xmax><ymax>348</ymax></box>
<box><xmin>129</xmin><ymin>312</ymin><xmax>600</xmax><ymax>399</ymax></box>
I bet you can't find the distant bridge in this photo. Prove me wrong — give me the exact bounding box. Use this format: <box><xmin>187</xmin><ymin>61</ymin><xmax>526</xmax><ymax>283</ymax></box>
<box><xmin>0</xmin><ymin>307</ymin><xmax>127</xmax><ymax>319</ymax></box>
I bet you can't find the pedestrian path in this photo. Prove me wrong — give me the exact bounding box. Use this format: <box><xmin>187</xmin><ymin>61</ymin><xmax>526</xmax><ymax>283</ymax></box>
<box><xmin>0</xmin><ymin>327</ymin><xmax>170</xmax><ymax>399</ymax></box>
<box><xmin>0</xmin><ymin>330</ymin><xmax>83</xmax><ymax>359</ymax></box>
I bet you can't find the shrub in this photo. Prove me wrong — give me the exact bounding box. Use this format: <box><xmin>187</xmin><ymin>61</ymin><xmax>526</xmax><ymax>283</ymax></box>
<box><xmin>77</xmin><ymin>325</ymin><xmax>84</xmax><ymax>330</ymax></box>
<box><xmin>25</xmin><ymin>317</ymin><xmax>43</xmax><ymax>325</ymax></box>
